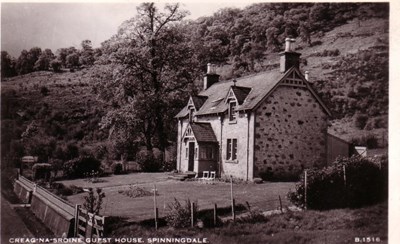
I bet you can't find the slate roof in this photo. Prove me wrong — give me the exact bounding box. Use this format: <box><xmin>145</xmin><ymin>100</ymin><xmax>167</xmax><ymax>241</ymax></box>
<box><xmin>190</xmin><ymin>122</ymin><xmax>218</xmax><ymax>143</ymax></box>
<box><xmin>175</xmin><ymin>66</ymin><xmax>331</xmax><ymax>118</ymax></box>
<box><xmin>176</xmin><ymin>69</ymin><xmax>284</xmax><ymax>118</ymax></box>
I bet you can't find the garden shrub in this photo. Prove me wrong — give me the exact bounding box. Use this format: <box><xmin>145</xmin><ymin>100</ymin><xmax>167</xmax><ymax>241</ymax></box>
<box><xmin>288</xmin><ymin>156</ymin><xmax>387</xmax><ymax>210</ymax></box>
<box><xmin>136</xmin><ymin>149</ymin><xmax>162</xmax><ymax>172</ymax></box>
<box><xmin>63</xmin><ymin>156</ymin><xmax>101</xmax><ymax>179</ymax></box>
<box><xmin>351</xmin><ymin>134</ymin><xmax>379</xmax><ymax>149</ymax></box>
<box><xmin>165</xmin><ymin>198</ymin><xmax>197</xmax><ymax>228</ymax></box>
<box><xmin>112</xmin><ymin>162</ymin><xmax>124</xmax><ymax>175</ymax></box>
<box><xmin>118</xmin><ymin>185</ymin><xmax>154</xmax><ymax>198</ymax></box>
<box><xmin>161</xmin><ymin>160</ymin><xmax>176</xmax><ymax>172</ymax></box>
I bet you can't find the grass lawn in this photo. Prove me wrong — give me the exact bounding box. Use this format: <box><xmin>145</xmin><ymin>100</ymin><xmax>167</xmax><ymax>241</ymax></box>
<box><xmin>61</xmin><ymin>173</ymin><xmax>295</xmax><ymax>222</ymax></box>
<box><xmin>109</xmin><ymin>201</ymin><xmax>387</xmax><ymax>244</ymax></box>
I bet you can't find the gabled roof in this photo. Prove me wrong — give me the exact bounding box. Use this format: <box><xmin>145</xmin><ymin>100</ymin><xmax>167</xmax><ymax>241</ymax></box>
<box><xmin>187</xmin><ymin>122</ymin><xmax>218</xmax><ymax>143</ymax></box>
<box><xmin>229</xmin><ymin>86</ymin><xmax>252</xmax><ymax>105</ymax></box>
<box><xmin>176</xmin><ymin>66</ymin><xmax>331</xmax><ymax>118</ymax></box>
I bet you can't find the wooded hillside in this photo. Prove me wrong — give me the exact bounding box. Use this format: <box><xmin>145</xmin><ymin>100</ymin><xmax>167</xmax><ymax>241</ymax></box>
<box><xmin>1</xmin><ymin>3</ymin><xmax>388</xmax><ymax>170</ymax></box>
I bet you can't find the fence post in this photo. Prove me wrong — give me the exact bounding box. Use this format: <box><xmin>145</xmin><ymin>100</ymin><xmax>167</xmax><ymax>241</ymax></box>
<box><xmin>232</xmin><ymin>199</ymin><xmax>236</xmax><ymax>221</ymax></box>
<box><xmin>74</xmin><ymin>204</ymin><xmax>81</xmax><ymax>237</ymax></box>
<box><xmin>343</xmin><ymin>165</ymin><xmax>347</xmax><ymax>187</ymax></box>
<box><xmin>230</xmin><ymin>175</ymin><xmax>235</xmax><ymax>222</ymax></box>
<box><xmin>153</xmin><ymin>184</ymin><xmax>158</xmax><ymax>230</ymax></box>
<box><xmin>279</xmin><ymin>195</ymin><xmax>283</xmax><ymax>213</ymax></box>
<box><xmin>191</xmin><ymin>201</ymin><xmax>195</xmax><ymax>228</ymax></box>
<box><xmin>213</xmin><ymin>203</ymin><xmax>217</xmax><ymax>226</ymax></box>
<box><xmin>304</xmin><ymin>170</ymin><xmax>308</xmax><ymax>210</ymax></box>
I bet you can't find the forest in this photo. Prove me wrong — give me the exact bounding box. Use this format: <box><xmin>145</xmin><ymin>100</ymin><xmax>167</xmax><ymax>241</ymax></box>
<box><xmin>1</xmin><ymin>2</ymin><xmax>389</xmax><ymax>174</ymax></box>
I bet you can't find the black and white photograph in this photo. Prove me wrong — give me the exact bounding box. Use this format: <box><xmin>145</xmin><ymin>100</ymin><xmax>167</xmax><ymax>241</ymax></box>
<box><xmin>1</xmin><ymin>1</ymin><xmax>396</xmax><ymax>243</ymax></box>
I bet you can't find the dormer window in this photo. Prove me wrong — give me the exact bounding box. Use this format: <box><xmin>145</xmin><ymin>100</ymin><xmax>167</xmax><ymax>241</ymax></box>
<box><xmin>229</xmin><ymin>100</ymin><xmax>237</xmax><ymax>122</ymax></box>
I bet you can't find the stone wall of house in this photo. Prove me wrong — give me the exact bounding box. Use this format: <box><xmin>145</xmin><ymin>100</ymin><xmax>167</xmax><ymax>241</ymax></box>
<box><xmin>254</xmin><ymin>85</ymin><xmax>328</xmax><ymax>180</ymax></box>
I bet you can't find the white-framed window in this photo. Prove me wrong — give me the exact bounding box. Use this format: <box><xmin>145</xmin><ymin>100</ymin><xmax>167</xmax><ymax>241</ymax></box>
<box><xmin>226</xmin><ymin>138</ymin><xmax>237</xmax><ymax>160</ymax></box>
<box><xmin>229</xmin><ymin>100</ymin><xmax>237</xmax><ymax>122</ymax></box>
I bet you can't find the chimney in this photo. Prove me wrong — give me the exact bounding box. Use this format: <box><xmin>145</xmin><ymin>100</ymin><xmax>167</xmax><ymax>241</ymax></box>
<box><xmin>279</xmin><ymin>38</ymin><xmax>301</xmax><ymax>73</ymax></box>
<box><xmin>304</xmin><ymin>71</ymin><xmax>309</xmax><ymax>82</ymax></box>
<box><xmin>203</xmin><ymin>63</ymin><xmax>220</xmax><ymax>90</ymax></box>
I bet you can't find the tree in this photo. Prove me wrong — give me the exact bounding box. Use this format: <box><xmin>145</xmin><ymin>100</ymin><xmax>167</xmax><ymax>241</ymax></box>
<box><xmin>79</xmin><ymin>40</ymin><xmax>95</xmax><ymax>66</ymax></box>
<box><xmin>56</xmin><ymin>48</ymin><xmax>68</xmax><ymax>67</ymax></box>
<box><xmin>93</xmin><ymin>3</ymin><xmax>201</xmax><ymax>152</ymax></box>
<box><xmin>34</xmin><ymin>49</ymin><xmax>55</xmax><ymax>71</ymax></box>
<box><xmin>66</xmin><ymin>53</ymin><xmax>80</xmax><ymax>69</ymax></box>
<box><xmin>1</xmin><ymin>51</ymin><xmax>16</xmax><ymax>78</ymax></box>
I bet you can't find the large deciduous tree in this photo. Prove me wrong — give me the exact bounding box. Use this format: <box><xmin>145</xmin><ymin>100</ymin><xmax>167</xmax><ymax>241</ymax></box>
<box><xmin>93</xmin><ymin>3</ymin><xmax>201</xmax><ymax>153</ymax></box>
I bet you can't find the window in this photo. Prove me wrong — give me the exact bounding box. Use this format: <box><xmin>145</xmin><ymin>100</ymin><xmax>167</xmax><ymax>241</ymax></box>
<box><xmin>189</xmin><ymin>107</ymin><xmax>195</xmax><ymax>123</ymax></box>
<box><xmin>200</xmin><ymin>146</ymin><xmax>214</xmax><ymax>160</ymax></box>
<box><xmin>185</xmin><ymin>147</ymin><xmax>189</xmax><ymax>159</ymax></box>
<box><xmin>229</xmin><ymin>100</ymin><xmax>237</xmax><ymax>121</ymax></box>
<box><xmin>226</xmin><ymin>139</ymin><xmax>237</xmax><ymax>160</ymax></box>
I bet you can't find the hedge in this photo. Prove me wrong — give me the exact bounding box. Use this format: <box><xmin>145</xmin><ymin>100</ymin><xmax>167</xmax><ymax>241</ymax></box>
<box><xmin>288</xmin><ymin>155</ymin><xmax>388</xmax><ymax>210</ymax></box>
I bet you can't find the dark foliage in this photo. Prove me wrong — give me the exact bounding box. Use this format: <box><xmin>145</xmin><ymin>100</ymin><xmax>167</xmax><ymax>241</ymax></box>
<box><xmin>112</xmin><ymin>162</ymin><xmax>124</xmax><ymax>175</ymax></box>
<box><xmin>288</xmin><ymin>156</ymin><xmax>388</xmax><ymax>210</ymax></box>
<box><xmin>136</xmin><ymin>150</ymin><xmax>162</xmax><ymax>172</ymax></box>
<box><xmin>32</xmin><ymin>163</ymin><xmax>52</xmax><ymax>180</ymax></box>
<box><xmin>62</xmin><ymin>155</ymin><xmax>102</xmax><ymax>179</ymax></box>
<box><xmin>350</xmin><ymin>134</ymin><xmax>379</xmax><ymax>149</ymax></box>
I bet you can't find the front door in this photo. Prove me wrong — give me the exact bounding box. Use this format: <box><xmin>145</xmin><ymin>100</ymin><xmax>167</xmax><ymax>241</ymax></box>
<box><xmin>188</xmin><ymin>142</ymin><xmax>195</xmax><ymax>172</ymax></box>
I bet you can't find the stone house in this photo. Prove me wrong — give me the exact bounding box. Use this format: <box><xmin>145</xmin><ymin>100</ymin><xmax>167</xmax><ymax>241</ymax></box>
<box><xmin>175</xmin><ymin>38</ymin><xmax>335</xmax><ymax>181</ymax></box>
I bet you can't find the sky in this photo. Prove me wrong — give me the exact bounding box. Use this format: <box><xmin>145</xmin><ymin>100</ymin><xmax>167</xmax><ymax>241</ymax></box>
<box><xmin>1</xmin><ymin>1</ymin><xmax>256</xmax><ymax>58</ymax></box>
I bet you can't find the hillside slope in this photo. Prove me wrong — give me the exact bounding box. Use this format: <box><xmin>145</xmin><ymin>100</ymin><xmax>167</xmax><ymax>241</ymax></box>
<box><xmin>1</xmin><ymin>17</ymin><xmax>388</xmax><ymax>166</ymax></box>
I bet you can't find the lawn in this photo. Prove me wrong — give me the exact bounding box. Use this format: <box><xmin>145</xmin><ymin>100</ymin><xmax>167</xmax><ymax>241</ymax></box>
<box><xmin>60</xmin><ymin>173</ymin><xmax>295</xmax><ymax>222</ymax></box>
<box><xmin>109</xmin><ymin>201</ymin><xmax>388</xmax><ymax>244</ymax></box>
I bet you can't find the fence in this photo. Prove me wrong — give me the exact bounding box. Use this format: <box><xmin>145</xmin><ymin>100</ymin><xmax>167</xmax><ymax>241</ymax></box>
<box><xmin>13</xmin><ymin>175</ymin><xmax>107</xmax><ymax>238</ymax></box>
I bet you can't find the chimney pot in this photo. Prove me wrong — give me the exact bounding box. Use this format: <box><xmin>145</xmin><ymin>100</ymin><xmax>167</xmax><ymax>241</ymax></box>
<box><xmin>204</xmin><ymin>63</ymin><xmax>219</xmax><ymax>90</ymax></box>
<box><xmin>285</xmin><ymin>38</ymin><xmax>296</xmax><ymax>52</ymax></box>
<box><xmin>207</xmin><ymin>63</ymin><xmax>216</xmax><ymax>74</ymax></box>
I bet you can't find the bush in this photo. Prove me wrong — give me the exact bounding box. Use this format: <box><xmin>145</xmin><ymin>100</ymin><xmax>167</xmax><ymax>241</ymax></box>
<box><xmin>161</xmin><ymin>160</ymin><xmax>175</xmax><ymax>172</ymax></box>
<box><xmin>63</xmin><ymin>156</ymin><xmax>101</xmax><ymax>179</ymax></box>
<box><xmin>351</xmin><ymin>134</ymin><xmax>379</xmax><ymax>149</ymax></box>
<box><xmin>112</xmin><ymin>162</ymin><xmax>124</xmax><ymax>175</ymax></box>
<box><xmin>165</xmin><ymin>198</ymin><xmax>197</xmax><ymax>228</ymax></box>
<box><xmin>118</xmin><ymin>185</ymin><xmax>154</xmax><ymax>198</ymax></box>
<box><xmin>136</xmin><ymin>149</ymin><xmax>162</xmax><ymax>172</ymax></box>
<box><xmin>288</xmin><ymin>156</ymin><xmax>387</xmax><ymax>210</ymax></box>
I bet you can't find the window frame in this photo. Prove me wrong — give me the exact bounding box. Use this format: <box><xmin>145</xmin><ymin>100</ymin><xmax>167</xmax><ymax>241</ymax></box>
<box><xmin>228</xmin><ymin>100</ymin><xmax>237</xmax><ymax>122</ymax></box>
<box><xmin>226</xmin><ymin>138</ymin><xmax>238</xmax><ymax>161</ymax></box>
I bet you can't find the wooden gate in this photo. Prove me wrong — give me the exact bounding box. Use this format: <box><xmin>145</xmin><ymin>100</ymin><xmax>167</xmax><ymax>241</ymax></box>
<box><xmin>75</xmin><ymin>205</ymin><xmax>106</xmax><ymax>238</ymax></box>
